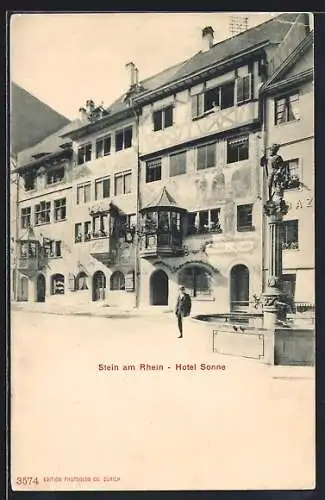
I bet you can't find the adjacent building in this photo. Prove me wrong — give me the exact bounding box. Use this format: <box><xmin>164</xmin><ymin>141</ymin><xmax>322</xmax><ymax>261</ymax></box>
<box><xmin>11</xmin><ymin>13</ymin><xmax>313</xmax><ymax>312</ymax></box>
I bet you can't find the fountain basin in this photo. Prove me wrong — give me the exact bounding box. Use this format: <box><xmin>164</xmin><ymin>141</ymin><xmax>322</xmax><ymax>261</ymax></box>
<box><xmin>192</xmin><ymin>313</ymin><xmax>315</xmax><ymax>366</ymax></box>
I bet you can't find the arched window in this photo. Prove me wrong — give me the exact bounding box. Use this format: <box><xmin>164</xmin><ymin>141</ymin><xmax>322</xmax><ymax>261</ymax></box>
<box><xmin>76</xmin><ymin>271</ymin><xmax>88</xmax><ymax>290</ymax></box>
<box><xmin>230</xmin><ymin>264</ymin><xmax>249</xmax><ymax>311</ymax></box>
<box><xmin>51</xmin><ymin>274</ymin><xmax>65</xmax><ymax>295</ymax></box>
<box><xmin>110</xmin><ymin>271</ymin><xmax>125</xmax><ymax>291</ymax></box>
<box><xmin>178</xmin><ymin>265</ymin><xmax>211</xmax><ymax>297</ymax></box>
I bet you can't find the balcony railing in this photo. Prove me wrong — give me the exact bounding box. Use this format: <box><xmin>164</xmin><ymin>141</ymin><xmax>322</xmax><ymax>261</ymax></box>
<box><xmin>140</xmin><ymin>230</ymin><xmax>184</xmax><ymax>258</ymax></box>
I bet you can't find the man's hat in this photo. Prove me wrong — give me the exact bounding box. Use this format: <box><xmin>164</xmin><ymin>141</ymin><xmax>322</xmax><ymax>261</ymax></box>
<box><xmin>179</xmin><ymin>286</ymin><xmax>185</xmax><ymax>291</ymax></box>
<box><xmin>269</xmin><ymin>143</ymin><xmax>280</xmax><ymax>151</ymax></box>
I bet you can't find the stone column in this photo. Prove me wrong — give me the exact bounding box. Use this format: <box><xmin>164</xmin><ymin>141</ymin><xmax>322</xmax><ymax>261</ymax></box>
<box><xmin>262</xmin><ymin>197</ymin><xmax>289</xmax><ymax>365</ymax></box>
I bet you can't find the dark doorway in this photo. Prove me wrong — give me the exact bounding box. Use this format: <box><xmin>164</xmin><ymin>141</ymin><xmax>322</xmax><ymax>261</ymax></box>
<box><xmin>93</xmin><ymin>270</ymin><xmax>106</xmax><ymax>301</ymax></box>
<box><xmin>36</xmin><ymin>274</ymin><xmax>46</xmax><ymax>302</ymax></box>
<box><xmin>150</xmin><ymin>270</ymin><xmax>168</xmax><ymax>305</ymax></box>
<box><xmin>230</xmin><ymin>264</ymin><xmax>249</xmax><ymax>312</ymax></box>
<box><xmin>20</xmin><ymin>276</ymin><xmax>29</xmax><ymax>301</ymax></box>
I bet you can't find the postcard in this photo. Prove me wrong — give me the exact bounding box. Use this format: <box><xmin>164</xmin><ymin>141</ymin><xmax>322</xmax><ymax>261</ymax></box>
<box><xmin>9</xmin><ymin>11</ymin><xmax>315</xmax><ymax>492</ymax></box>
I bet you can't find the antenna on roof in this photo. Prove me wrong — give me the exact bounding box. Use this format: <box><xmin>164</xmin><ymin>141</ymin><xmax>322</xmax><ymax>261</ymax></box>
<box><xmin>229</xmin><ymin>16</ymin><xmax>249</xmax><ymax>36</ymax></box>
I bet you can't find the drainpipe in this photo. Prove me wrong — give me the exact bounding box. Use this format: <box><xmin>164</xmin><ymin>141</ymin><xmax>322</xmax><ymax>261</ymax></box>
<box><xmin>14</xmin><ymin>170</ymin><xmax>20</xmax><ymax>301</ymax></box>
<box><xmin>259</xmin><ymin>92</ymin><xmax>267</xmax><ymax>298</ymax></box>
<box><xmin>132</xmin><ymin>105</ymin><xmax>141</xmax><ymax>309</ymax></box>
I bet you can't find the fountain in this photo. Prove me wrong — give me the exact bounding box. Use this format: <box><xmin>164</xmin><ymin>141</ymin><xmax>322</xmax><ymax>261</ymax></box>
<box><xmin>193</xmin><ymin>144</ymin><xmax>315</xmax><ymax>366</ymax></box>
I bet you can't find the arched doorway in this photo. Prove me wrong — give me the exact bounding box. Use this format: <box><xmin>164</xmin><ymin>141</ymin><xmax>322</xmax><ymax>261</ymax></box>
<box><xmin>93</xmin><ymin>270</ymin><xmax>106</xmax><ymax>301</ymax></box>
<box><xmin>20</xmin><ymin>276</ymin><xmax>29</xmax><ymax>301</ymax></box>
<box><xmin>150</xmin><ymin>270</ymin><xmax>169</xmax><ymax>305</ymax></box>
<box><xmin>36</xmin><ymin>274</ymin><xmax>46</xmax><ymax>302</ymax></box>
<box><xmin>230</xmin><ymin>264</ymin><xmax>249</xmax><ymax>312</ymax></box>
<box><xmin>110</xmin><ymin>271</ymin><xmax>125</xmax><ymax>291</ymax></box>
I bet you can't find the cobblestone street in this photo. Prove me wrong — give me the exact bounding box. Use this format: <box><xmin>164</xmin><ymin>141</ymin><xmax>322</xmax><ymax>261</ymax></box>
<box><xmin>10</xmin><ymin>311</ymin><xmax>315</xmax><ymax>491</ymax></box>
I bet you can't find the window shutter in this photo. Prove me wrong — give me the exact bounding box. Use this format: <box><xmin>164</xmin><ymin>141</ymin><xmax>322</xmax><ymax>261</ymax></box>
<box><xmin>236</xmin><ymin>74</ymin><xmax>252</xmax><ymax>104</ymax></box>
<box><xmin>125</xmin><ymin>271</ymin><xmax>135</xmax><ymax>292</ymax></box>
<box><xmin>67</xmin><ymin>273</ymin><xmax>76</xmax><ymax>291</ymax></box>
<box><xmin>191</xmin><ymin>94</ymin><xmax>204</xmax><ymax>118</ymax></box>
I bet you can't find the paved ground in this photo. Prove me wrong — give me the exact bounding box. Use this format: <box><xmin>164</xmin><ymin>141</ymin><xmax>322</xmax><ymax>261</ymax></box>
<box><xmin>10</xmin><ymin>311</ymin><xmax>315</xmax><ymax>491</ymax></box>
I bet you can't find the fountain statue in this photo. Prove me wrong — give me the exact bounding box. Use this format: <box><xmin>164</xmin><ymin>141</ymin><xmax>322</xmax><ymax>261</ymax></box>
<box><xmin>260</xmin><ymin>144</ymin><xmax>290</xmax><ymax>342</ymax></box>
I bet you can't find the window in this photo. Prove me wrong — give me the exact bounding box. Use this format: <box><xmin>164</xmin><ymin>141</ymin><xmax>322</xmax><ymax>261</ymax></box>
<box><xmin>236</xmin><ymin>74</ymin><xmax>252</xmax><ymax>104</ymax></box>
<box><xmin>169</xmin><ymin>151</ymin><xmax>186</xmax><ymax>177</ymax></box>
<box><xmin>114</xmin><ymin>172</ymin><xmax>132</xmax><ymax>195</ymax></box>
<box><xmin>47</xmin><ymin>166</ymin><xmax>65</xmax><ymax>185</ymax></box>
<box><xmin>84</xmin><ymin>221</ymin><xmax>92</xmax><ymax>240</ymax></box>
<box><xmin>96</xmin><ymin>136</ymin><xmax>111</xmax><ymax>158</ymax></box>
<box><xmin>197</xmin><ymin>142</ymin><xmax>216</xmax><ymax>170</ymax></box>
<box><xmin>178</xmin><ymin>265</ymin><xmax>211</xmax><ymax>297</ymax></box>
<box><xmin>153</xmin><ymin>106</ymin><xmax>173</xmax><ymax>131</ymax></box>
<box><xmin>51</xmin><ymin>274</ymin><xmax>64</xmax><ymax>294</ymax></box>
<box><xmin>23</xmin><ymin>172</ymin><xmax>36</xmax><ymax>191</ymax></box>
<box><xmin>95</xmin><ymin>177</ymin><xmax>110</xmax><ymax>200</ymax></box>
<box><xmin>237</xmin><ymin>204</ymin><xmax>253</xmax><ymax>231</ymax></box>
<box><xmin>281</xmin><ymin>220</ymin><xmax>299</xmax><ymax>250</ymax></box>
<box><xmin>35</xmin><ymin>201</ymin><xmax>51</xmax><ymax>225</ymax></box>
<box><xmin>187</xmin><ymin>208</ymin><xmax>222</xmax><ymax>234</ymax></box>
<box><xmin>146</xmin><ymin>158</ymin><xmax>162</xmax><ymax>183</ymax></box>
<box><xmin>115</xmin><ymin>127</ymin><xmax>132</xmax><ymax>151</ymax></box>
<box><xmin>76</xmin><ymin>271</ymin><xmax>88</xmax><ymax>290</ymax></box>
<box><xmin>77</xmin><ymin>183</ymin><xmax>91</xmax><ymax>204</ymax></box>
<box><xmin>54</xmin><ymin>198</ymin><xmax>66</xmax><ymax>221</ymax></box>
<box><xmin>77</xmin><ymin>143</ymin><xmax>92</xmax><ymax>165</ymax></box>
<box><xmin>110</xmin><ymin>271</ymin><xmax>125</xmax><ymax>291</ymax></box>
<box><xmin>43</xmin><ymin>240</ymin><xmax>61</xmax><ymax>258</ymax></box>
<box><xmin>92</xmin><ymin>214</ymin><xmax>108</xmax><ymax>238</ymax></box>
<box><xmin>117</xmin><ymin>214</ymin><xmax>134</xmax><ymax>237</ymax></box>
<box><xmin>75</xmin><ymin>223</ymin><xmax>82</xmax><ymax>243</ymax></box>
<box><xmin>275</xmin><ymin>93</ymin><xmax>299</xmax><ymax>125</ymax></box>
<box><xmin>227</xmin><ymin>135</ymin><xmax>249</xmax><ymax>163</ymax></box>
<box><xmin>21</xmin><ymin>207</ymin><xmax>31</xmax><ymax>229</ymax></box>
<box><xmin>285</xmin><ymin>159</ymin><xmax>301</xmax><ymax>189</ymax></box>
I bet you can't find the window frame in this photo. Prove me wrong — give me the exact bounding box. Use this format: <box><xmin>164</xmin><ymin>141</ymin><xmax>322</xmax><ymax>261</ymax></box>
<box><xmin>95</xmin><ymin>135</ymin><xmax>111</xmax><ymax>159</ymax></box>
<box><xmin>77</xmin><ymin>142</ymin><xmax>92</xmax><ymax>165</ymax></box>
<box><xmin>281</xmin><ymin>219</ymin><xmax>299</xmax><ymax>250</ymax></box>
<box><xmin>169</xmin><ymin>150</ymin><xmax>187</xmax><ymax>177</ymax></box>
<box><xmin>237</xmin><ymin>203</ymin><xmax>254</xmax><ymax>232</ymax></box>
<box><xmin>114</xmin><ymin>171</ymin><xmax>132</xmax><ymax>195</ymax></box>
<box><xmin>95</xmin><ymin>176</ymin><xmax>110</xmax><ymax>200</ymax></box>
<box><xmin>34</xmin><ymin>200</ymin><xmax>51</xmax><ymax>225</ymax></box>
<box><xmin>274</xmin><ymin>92</ymin><xmax>300</xmax><ymax>126</ymax></box>
<box><xmin>196</xmin><ymin>141</ymin><xmax>217</xmax><ymax>171</ymax></box>
<box><xmin>115</xmin><ymin>126</ymin><xmax>133</xmax><ymax>152</ymax></box>
<box><xmin>146</xmin><ymin>157</ymin><xmax>162</xmax><ymax>183</ymax></box>
<box><xmin>46</xmin><ymin>165</ymin><xmax>65</xmax><ymax>186</ymax></box>
<box><xmin>21</xmin><ymin>207</ymin><xmax>31</xmax><ymax>229</ymax></box>
<box><xmin>153</xmin><ymin>105</ymin><xmax>174</xmax><ymax>131</ymax></box>
<box><xmin>76</xmin><ymin>182</ymin><xmax>91</xmax><ymax>205</ymax></box>
<box><xmin>226</xmin><ymin>135</ymin><xmax>249</xmax><ymax>164</ymax></box>
<box><xmin>54</xmin><ymin>197</ymin><xmax>66</xmax><ymax>222</ymax></box>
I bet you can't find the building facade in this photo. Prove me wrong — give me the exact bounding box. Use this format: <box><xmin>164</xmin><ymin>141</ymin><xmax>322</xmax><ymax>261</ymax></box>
<box><xmin>11</xmin><ymin>13</ymin><xmax>313</xmax><ymax>313</ymax></box>
<box><xmin>261</xmin><ymin>31</ymin><xmax>314</xmax><ymax>306</ymax></box>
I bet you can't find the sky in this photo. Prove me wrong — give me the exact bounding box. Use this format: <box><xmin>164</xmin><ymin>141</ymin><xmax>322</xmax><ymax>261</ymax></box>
<box><xmin>10</xmin><ymin>12</ymin><xmax>282</xmax><ymax>120</ymax></box>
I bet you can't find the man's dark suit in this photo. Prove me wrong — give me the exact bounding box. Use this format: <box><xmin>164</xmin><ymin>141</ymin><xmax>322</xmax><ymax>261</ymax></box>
<box><xmin>175</xmin><ymin>293</ymin><xmax>192</xmax><ymax>337</ymax></box>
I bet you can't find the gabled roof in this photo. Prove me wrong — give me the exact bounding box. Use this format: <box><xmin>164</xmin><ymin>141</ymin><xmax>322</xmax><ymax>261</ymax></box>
<box><xmin>17</xmin><ymin>119</ymin><xmax>81</xmax><ymax>169</ymax></box>
<box><xmin>19</xmin><ymin>225</ymin><xmax>37</xmax><ymax>241</ymax></box>
<box><xmin>11</xmin><ymin>83</ymin><xmax>70</xmax><ymax>154</ymax></box>
<box><xmin>141</xmin><ymin>186</ymin><xmax>187</xmax><ymax>212</ymax></box>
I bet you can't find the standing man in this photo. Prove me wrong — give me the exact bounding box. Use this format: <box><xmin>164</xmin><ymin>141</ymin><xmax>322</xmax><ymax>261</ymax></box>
<box><xmin>175</xmin><ymin>286</ymin><xmax>192</xmax><ymax>338</ymax></box>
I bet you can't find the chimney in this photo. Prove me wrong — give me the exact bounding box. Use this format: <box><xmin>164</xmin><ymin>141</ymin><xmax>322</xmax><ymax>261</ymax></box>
<box><xmin>202</xmin><ymin>26</ymin><xmax>214</xmax><ymax>52</ymax></box>
<box><xmin>126</xmin><ymin>61</ymin><xmax>138</xmax><ymax>88</ymax></box>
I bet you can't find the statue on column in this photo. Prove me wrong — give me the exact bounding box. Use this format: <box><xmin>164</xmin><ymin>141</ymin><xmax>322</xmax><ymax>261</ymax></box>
<box><xmin>260</xmin><ymin>143</ymin><xmax>289</xmax><ymax>216</ymax></box>
<box><xmin>260</xmin><ymin>143</ymin><xmax>290</xmax><ymax>202</ymax></box>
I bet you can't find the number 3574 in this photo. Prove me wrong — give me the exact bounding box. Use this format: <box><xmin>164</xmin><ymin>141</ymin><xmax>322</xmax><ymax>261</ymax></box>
<box><xmin>16</xmin><ymin>477</ymin><xmax>39</xmax><ymax>486</ymax></box>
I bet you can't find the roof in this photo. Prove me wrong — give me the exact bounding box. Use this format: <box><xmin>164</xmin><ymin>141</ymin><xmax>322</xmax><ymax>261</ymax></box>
<box><xmin>141</xmin><ymin>186</ymin><xmax>186</xmax><ymax>212</ymax></box>
<box><xmin>19</xmin><ymin>225</ymin><xmax>37</xmax><ymax>241</ymax></box>
<box><xmin>11</xmin><ymin>83</ymin><xmax>70</xmax><ymax>154</ymax></box>
<box><xmin>17</xmin><ymin>119</ymin><xmax>82</xmax><ymax>169</ymax></box>
<box><xmin>17</xmin><ymin>13</ymin><xmax>305</xmax><ymax>167</ymax></box>
<box><xmin>260</xmin><ymin>30</ymin><xmax>313</xmax><ymax>94</ymax></box>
